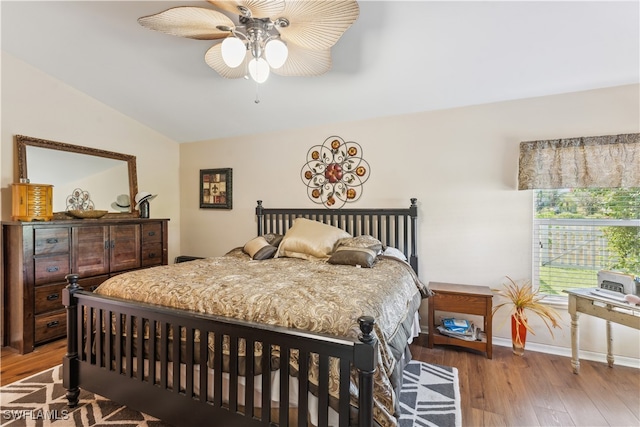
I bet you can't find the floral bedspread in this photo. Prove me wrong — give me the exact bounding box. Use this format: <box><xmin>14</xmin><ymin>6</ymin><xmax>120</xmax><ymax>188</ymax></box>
<box><xmin>95</xmin><ymin>248</ymin><xmax>428</xmax><ymax>426</ymax></box>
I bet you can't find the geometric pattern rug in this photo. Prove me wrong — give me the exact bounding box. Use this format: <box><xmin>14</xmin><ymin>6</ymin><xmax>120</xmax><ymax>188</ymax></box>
<box><xmin>398</xmin><ymin>361</ymin><xmax>461</xmax><ymax>427</ymax></box>
<box><xmin>1</xmin><ymin>361</ymin><xmax>460</xmax><ymax>427</ymax></box>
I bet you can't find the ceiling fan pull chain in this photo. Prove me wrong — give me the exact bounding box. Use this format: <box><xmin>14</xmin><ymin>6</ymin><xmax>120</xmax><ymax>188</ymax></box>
<box><xmin>254</xmin><ymin>80</ymin><xmax>260</xmax><ymax>104</ymax></box>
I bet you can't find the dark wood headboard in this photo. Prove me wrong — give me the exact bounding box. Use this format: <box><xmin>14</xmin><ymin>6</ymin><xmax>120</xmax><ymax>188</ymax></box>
<box><xmin>255</xmin><ymin>198</ymin><xmax>419</xmax><ymax>274</ymax></box>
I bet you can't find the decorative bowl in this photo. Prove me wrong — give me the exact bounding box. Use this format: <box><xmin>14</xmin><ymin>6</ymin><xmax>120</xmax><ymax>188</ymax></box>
<box><xmin>66</xmin><ymin>209</ymin><xmax>108</xmax><ymax>219</ymax></box>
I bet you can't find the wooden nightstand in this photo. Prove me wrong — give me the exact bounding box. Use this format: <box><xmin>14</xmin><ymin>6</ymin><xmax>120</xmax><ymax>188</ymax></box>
<box><xmin>427</xmin><ymin>282</ymin><xmax>493</xmax><ymax>359</ymax></box>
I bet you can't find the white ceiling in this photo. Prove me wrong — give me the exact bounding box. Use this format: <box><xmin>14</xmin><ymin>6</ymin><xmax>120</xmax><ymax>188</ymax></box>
<box><xmin>2</xmin><ymin>1</ymin><xmax>639</xmax><ymax>143</ymax></box>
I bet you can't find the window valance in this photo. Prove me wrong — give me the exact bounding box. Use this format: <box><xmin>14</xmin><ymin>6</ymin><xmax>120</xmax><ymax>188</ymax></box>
<box><xmin>518</xmin><ymin>133</ymin><xmax>639</xmax><ymax>190</ymax></box>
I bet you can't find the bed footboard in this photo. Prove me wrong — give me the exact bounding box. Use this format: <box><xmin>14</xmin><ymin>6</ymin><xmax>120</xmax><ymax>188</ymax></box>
<box><xmin>63</xmin><ymin>274</ymin><xmax>378</xmax><ymax>427</ymax></box>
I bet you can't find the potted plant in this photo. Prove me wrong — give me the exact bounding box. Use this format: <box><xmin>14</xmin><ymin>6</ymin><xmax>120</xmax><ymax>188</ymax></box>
<box><xmin>493</xmin><ymin>276</ymin><xmax>561</xmax><ymax>355</ymax></box>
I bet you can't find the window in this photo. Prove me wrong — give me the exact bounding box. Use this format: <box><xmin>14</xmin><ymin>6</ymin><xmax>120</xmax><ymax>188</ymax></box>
<box><xmin>518</xmin><ymin>132</ymin><xmax>639</xmax><ymax>297</ymax></box>
<box><xmin>532</xmin><ymin>188</ymin><xmax>639</xmax><ymax>297</ymax></box>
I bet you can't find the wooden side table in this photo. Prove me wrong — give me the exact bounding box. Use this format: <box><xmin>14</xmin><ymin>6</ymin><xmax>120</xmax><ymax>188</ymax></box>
<box><xmin>427</xmin><ymin>282</ymin><xmax>493</xmax><ymax>359</ymax></box>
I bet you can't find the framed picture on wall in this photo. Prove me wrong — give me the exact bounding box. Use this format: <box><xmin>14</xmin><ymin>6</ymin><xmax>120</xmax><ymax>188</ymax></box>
<box><xmin>200</xmin><ymin>168</ymin><xmax>232</xmax><ymax>209</ymax></box>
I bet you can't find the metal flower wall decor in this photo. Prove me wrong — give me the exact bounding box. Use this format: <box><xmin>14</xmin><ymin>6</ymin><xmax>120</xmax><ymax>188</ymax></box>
<box><xmin>300</xmin><ymin>136</ymin><xmax>370</xmax><ymax>208</ymax></box>
<box><xmin>66</xmin><ymin>188</ymin><xmax>95</xmax><ymax>211</ymax></box>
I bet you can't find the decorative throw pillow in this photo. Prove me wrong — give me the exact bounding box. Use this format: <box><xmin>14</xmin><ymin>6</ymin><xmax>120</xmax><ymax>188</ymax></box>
<box><xmin>262</xmin><ymin>233</ymin><xmax>284</xmax><ymax>247</ymax></box>
<box><xmin>381</xmin><ymin>246</ymin><xmax>408</xmax><ymax>261</ymax></box>
<box><xmin>334</xmin><ymin>235</ymin><xmax>383</xmax><ymax>252</ymax></box>
<box><xmin>276</xmin><ymin>218</ymin><xmax>351</xmax><ymax>260</ymax></box>
<box><xmin>243</xmin><ymin>236</ymin><xmax>277</xmax><ymax>260</ymax></box>
<box><xmin>328</xmin><ymin>246</ymin><xmax>378</xmax><ymax>268</ymax></box>
<box><xmin>328</xmin><ymin>235</ymin><xmax>383</xmax><ymax>267</ymax></box>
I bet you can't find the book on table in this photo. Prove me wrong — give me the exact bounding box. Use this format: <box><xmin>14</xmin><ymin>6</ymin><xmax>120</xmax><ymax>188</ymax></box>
<box><xmin>437</xmin><ymin>317</ymin><xmax>480</xmax><ymax>341</ymax></box>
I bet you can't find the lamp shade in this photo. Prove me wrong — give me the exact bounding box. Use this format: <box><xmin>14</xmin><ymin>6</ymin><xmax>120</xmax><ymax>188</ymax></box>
<box><xmin>248</xmin><ymin>57</ymin><xmax>270</xmax><ymax>83</ymax></box>
<box><xmin>265</xmin><ymin>39</ymin><xmax>288</xmax><ymax>69</ymax></box>
<box><xmin>221</xmin><ymin>37</ymin><xmax>245</xmax><ymax>68</ymax></box>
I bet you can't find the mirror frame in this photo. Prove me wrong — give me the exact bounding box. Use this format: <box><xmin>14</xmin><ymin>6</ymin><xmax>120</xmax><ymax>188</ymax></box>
<box><xmin>15</xmin><ymin>135</ymin><xmax>139</xmax><ymax>218</ymax></box>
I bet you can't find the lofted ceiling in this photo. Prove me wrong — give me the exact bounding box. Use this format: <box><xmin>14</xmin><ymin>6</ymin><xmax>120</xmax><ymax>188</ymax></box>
<box><xmin>2</xmin><ymin>1</ymin><xmax>639</xmax><ymax>143</ymax></box>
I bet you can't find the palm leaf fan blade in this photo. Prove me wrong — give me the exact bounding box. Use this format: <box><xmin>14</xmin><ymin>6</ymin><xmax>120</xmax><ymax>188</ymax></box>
<box><xmin>138</xmin><ymin>7</ymin><xmax>234</xmax><ymax>40</ymax></box>
<box><xmin>207</xmin><ymin>0</ymin><xmax>285</xmax><ymax>18</ymax></box>
<box><xmin>277</xmin><ymin>0</ymin><xmax>360</xmax><ymax>50</ymax></box>
<box><xmin>272</xmin><ymin>46</ymin><xmax>331</xmax><ymax>77</ymax></box>
<box><xmin>205</xmin><ymin>44</ymin><xmax>249</xmax><ymax>79</ymax></box>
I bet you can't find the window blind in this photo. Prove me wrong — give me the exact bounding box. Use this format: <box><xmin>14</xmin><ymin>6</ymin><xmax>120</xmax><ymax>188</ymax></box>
<box><xmin>532</xmin><ymin>188</ymin><xmax>639</xmax><ymax>296</ymax></box>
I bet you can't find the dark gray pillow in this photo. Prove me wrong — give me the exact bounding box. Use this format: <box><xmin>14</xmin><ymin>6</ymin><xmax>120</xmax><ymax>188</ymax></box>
<box><xmin>262</xmin><ymin>233</ymin><xmax>284</xmax><ymax>247</ymax></box>
<box><xmin>328</xmin><ymin>246</ymin><xmax>378</xmax><ymax>268</ymax></box>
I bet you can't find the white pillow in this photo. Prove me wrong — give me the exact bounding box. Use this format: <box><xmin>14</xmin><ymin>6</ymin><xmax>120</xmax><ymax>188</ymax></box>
<box><xmin>382</xmin><ymin>246</ymin><xmax>408</xmax><ymax>261</ymax></box>
<box><xmin>276</xmin><ymin>218</ymin><xmax>351</xmax><ymax>260</ymax></box>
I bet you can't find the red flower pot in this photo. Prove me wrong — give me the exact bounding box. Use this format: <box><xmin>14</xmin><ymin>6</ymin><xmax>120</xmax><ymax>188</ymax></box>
<box><xmin>511</xmin><ymin>310</ymin><xmax>527</xmax><ymax>356</ymax></box>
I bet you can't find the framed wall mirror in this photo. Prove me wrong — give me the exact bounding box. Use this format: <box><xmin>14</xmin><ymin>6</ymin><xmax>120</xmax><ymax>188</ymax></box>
<box><xmin>16</xmin><ymin>135</ymin><xmax>139</xmax><ymax>218</ymax></box>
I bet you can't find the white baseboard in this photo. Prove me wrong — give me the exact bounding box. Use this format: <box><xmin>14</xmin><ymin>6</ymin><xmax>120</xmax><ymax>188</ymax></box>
<box><xmin>418</xmin><ymin>327</ymin><xmax>640</xmax><ymax>369</ymax></box>
<box><xmin>491</xmin><ymin>336</ymin><xmax>640</xmax><ymax>369</ymax></box>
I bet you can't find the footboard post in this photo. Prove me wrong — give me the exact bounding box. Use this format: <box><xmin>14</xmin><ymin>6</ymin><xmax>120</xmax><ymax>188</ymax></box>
<box><xmin>355</xmin><ymin>316</ymin><xmax>378</xmax><ymax>427</ymax></box>
<box><xmin>62</xmin><ymin>273</ymin><xmax>81</xmax><ymax>407</ymax></box>
<box><xmin>409</xmin><ymin>198</ymin><xmax>418</xmax><ymax>274</ymax></box>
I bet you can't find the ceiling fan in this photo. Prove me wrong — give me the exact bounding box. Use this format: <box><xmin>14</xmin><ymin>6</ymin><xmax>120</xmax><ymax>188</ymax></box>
<box><xmin>138</xmin><ymin>0</ymin><xmax>360</xmax><ymax>84</ymax></box>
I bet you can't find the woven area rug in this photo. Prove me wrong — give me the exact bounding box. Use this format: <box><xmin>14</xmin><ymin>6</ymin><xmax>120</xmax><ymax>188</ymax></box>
<box><xmin>1</xmin><ymin>361</ymin><xmax>460</xmax><ymax>427</ymax></box>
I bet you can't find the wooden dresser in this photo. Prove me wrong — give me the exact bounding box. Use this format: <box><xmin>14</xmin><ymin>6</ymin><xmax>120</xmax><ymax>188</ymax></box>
<box><xmin>2</xmin><ymin>218</ymin><xmax>169</xmax><ymax>353</ymax></box>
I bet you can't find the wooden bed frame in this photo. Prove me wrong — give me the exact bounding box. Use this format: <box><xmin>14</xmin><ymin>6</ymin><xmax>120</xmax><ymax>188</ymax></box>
<box><xmin>63</xmin><ymin>199</ymin><xmax>419</xmax><ymax>427</ymax></box>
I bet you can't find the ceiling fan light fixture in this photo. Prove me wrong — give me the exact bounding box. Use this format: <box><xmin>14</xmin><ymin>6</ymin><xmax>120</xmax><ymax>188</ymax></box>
<box><xmin>248</xmin><ymin>57</ymin><xmax>270</xmax><ymax>83</ymax></box>
<box><xmin>221</xmin><ymin>36</ymin><xmax>246</xmax><ymax>68</ymax></box>
<box><xmin>138</xmin><ymin>1</ymin><xmax>360</xmax><ymax>92</ymax></box>
<box><xmin>265</xmin><ymin>39</ymin><xmax>288</xmax><ymax>69</ymax></box>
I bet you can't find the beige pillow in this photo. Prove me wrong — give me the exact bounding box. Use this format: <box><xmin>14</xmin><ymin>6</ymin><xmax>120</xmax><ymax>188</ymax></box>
<box><xmin>276</xmin><ymin>218</ymin><xmax>351</xmax><ymax>260</ymax></box>
<box><xmin>243</xmin><ymin>236</ymin><xmax>277</xmax><ymax>260</ymax></box>
<box><xmin>334</xmin><ymin>235</ymin><xmax>383</xmax><ymax>252</ymax></box>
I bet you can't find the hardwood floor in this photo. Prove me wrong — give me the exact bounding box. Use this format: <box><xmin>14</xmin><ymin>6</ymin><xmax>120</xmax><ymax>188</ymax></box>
<box><xmin>409</xmin><ymin>334</ymin><xmax>640</xmax><ymax>427</ymax></box>
<box><xmin>2</xmin><ymin>335</ymin><xmax>638</xmax><ymax>426</ymax></box>
<box><xmin>1</xmin><ymin>339</ymin><xmax>66</xmax><ymax>386</ymax></box>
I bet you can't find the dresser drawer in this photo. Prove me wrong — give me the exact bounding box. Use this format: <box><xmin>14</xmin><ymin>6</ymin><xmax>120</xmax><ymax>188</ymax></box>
<box><xmin>142</xmin><ymin>243</ymin><xmax>163</xmax><ymax>267</ymax></box>
<box><xmin>141</xmin><ymin>222</ymin><xmax>163</xmax><ymax>244</ymax></box>
<box><xmin>34</xmin><ymin>254</ymin><xmax>71</xmax><ymax>285</ymax></box>
<box><xmin>78</xmin><ymin>274</ymin><xmax>110</xmax><ymax>292</ymax></box>
<box><xmin>35</xmin><ymin>310</ymin><xmax>66</xmax><ymax>343</ymax></box>
<box><xmin>35</xmin><ymin>283</ymin><xmax>65</xmax><ymax>314</ymax></box>
<box><xmin>34</xmin><ymin>228</ymin><xmax>70</xmax><ymax>255</ymax></box>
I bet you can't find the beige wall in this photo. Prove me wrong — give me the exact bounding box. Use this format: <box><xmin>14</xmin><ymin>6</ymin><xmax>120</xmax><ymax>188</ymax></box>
<box><xmin>180</xmin><ymin>84</ymin><xmax>640</xmax><ymax>361</ymax></box>
<box><xmin>1</xmin><ymin>52</ymin><xmax>182</xmax><ymax>262</ymax></box>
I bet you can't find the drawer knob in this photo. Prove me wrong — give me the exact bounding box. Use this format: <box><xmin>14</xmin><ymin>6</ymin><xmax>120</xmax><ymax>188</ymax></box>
<box><xmin>46</xmin><ymin>266</ymin><xmax>59</xmax><ymax>273</ymax></box>
<box><xmin>148</xmin><ymin>231</ymin><xmax>156</xmax><ymax>236</ymax></box>
<box><xmin>46</xmin><ymin>320</ymin><xmax>60</xmax><ymax>328</ymax></box>
<box><xmin>46</xmin><ymin>293</ymin><xmax>59</xmax><ymax>301</ymax></box>
<box><xmin>148</xmin><ymin>253</ymin><xmax>156</xmax><ymax>258</ymax></box>
<box><xmin>46</xmin><ymin>238</ymin><xmax>59</xmax><ymax>244</ymax></box>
